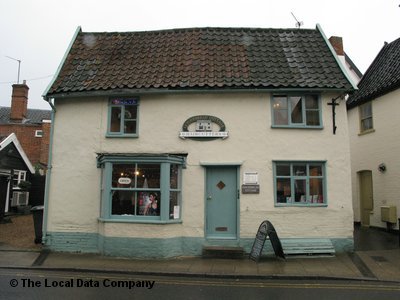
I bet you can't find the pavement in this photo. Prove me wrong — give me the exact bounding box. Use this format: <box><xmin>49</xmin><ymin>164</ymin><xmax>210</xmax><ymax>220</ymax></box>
<box><xmin>0</xmin><ymin>225</ymin><xmax>399</xmax><ymax>282</ymax></box>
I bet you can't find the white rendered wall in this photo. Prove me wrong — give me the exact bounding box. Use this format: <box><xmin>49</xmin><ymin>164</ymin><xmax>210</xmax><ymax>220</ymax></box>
<box><xmin>47</xmin><ymin>92</ymin><xmax>354</xmax><ymax>240</ymax></box>
<box><xmin>348</xmin><ymin>89</ymin><xmax>400</xmax><ymax>229</ymax></box>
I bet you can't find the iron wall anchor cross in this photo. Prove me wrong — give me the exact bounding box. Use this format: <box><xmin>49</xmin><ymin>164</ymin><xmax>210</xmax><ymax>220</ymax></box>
<box><xmin>327</xmin><ymin>96</ymin><xmax>342</xmax><ymax>135</ymax></box>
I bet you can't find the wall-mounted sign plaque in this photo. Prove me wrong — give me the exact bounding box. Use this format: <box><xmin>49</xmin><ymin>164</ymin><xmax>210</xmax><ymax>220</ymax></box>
<box><xmin>242</xmin><ymin>184</ymin><xmax>260</xmax><ymax>194</ymax></box>
<box><xmin>179</xmin><ymin>115</ymin><xmax>228</xmax><ymax>140</ymax></box>
<box><xmin>243</xmin><ymin>172</ymin><xmax>258</xmax><ymax>184</ymax></box>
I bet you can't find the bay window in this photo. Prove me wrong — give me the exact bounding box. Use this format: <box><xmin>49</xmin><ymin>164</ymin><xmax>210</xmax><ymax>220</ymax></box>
<box><xmin>98</xmin><ymin>154</ymin><xmax>184</xmax><ymax>222</ymax></box>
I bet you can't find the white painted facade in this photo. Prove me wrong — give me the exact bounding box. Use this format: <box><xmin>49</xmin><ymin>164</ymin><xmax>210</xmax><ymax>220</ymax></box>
<box><xmin>348</xmin><ymin>89</ymin><xmax>400</xmax><ymax>230</ymax></box>
<box><xmin>45</xmin><ymin>91</ymin><xmax>354</xmax><ymax>256</ymax></box>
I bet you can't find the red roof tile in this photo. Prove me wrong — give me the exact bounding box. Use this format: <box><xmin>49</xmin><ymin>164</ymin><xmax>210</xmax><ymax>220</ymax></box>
<box><xmin>46</xmin><ymin>27</ymin><xmax>353</xmax><ymax>97</ymax></box>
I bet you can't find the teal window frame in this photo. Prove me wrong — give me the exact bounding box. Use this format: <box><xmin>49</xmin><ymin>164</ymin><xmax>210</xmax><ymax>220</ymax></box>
<box><xmin>98</xmin><ymin>155</ymin><xmax>184</xmax><ymax>223</ymax></box>
<box><xmin>273</xmin><ymin>161</ymin><xmax>327</xmax><ymax>207</ymax></box>
<box><xmin>107</xmin><ymin>97</ymin><xmax>139</xmax><ymax>137</ymax></box>
<box><xmin>271</xmin><ymin>94</ymin><xmax>323</xmax><ymax>129</ymax></box>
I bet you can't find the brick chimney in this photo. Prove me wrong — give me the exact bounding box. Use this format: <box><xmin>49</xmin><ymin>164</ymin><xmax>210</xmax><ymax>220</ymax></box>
<box><xmin>10</xmin><ymin>80</ymin><xmax>29</xmax><ymax>121</ymax></box>
<box><xmin>329</xmin><ymin>36</ymin><xmax>344</xmax><ymax>56</ymax></box>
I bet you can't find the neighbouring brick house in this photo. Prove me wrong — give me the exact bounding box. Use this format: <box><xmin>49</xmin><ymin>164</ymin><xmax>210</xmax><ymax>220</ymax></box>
<box><xmin>0</xmin><ymin>81</ymin><xmax>51</xmax><ymax>170</ymax></box>
<box><xmin>43</xmin><ymin>25</ymin><xmax>356</xmax><ymax>258</ymax></box>
<box><xmin>0</xmin><ymin>81</ymin><xmax>51</xmax><ymax>215</ymax></box>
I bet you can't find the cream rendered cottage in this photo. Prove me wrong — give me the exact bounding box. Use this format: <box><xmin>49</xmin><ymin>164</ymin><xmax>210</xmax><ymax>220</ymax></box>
<box><xmin>347</xmin><ymin>37</ymin><xmax>400</xmax><ymax>231</ymax></box>
<box><xmin>43</xmin><ymin>25</ymin><xmax>356</xmax><ymax>258</ymax></box>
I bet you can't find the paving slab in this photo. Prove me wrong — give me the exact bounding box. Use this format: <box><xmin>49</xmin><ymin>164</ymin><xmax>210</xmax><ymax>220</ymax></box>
<box><xmin>0</xmin><ymin>250</ymin><xmax>40</xmax><ymax>268</ymax></box>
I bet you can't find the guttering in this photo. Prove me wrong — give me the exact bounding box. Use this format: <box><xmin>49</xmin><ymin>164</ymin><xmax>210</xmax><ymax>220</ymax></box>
<box><xmin>41</xmin><ymin>99</ymin><xmax>55</xmax><ymax>244</ymax></box>
<box><xmin>316</xmin><ymin>23</ymin><xmax>358</xmax><ymax>91</ymax></box>
<box><xmin>44</xmin><ymin>86</ymin><xmax>354</xmax><ymax>100</ymax></box>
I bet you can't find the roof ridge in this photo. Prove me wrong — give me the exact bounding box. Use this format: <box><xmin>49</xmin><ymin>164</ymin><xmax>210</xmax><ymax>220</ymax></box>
<box><xmin>80</xmin><ymin>26</ymin><xmax>318</xmax><ymax>35</ymax></box>
<box><xmin>347</xmin><ymin>35</ymin><xmax>400</xmax><ymax>108</ymax></box>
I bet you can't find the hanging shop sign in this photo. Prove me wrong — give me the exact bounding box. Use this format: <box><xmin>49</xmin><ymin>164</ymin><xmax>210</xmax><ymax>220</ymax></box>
<box><xmin>179</xmin><ymin>115</ymin><xmax>228</xmax><ymax>140</ymax></box>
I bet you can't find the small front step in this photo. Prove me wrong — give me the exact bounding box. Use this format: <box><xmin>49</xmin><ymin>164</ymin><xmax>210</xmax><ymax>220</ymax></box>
<box><xmin>202</xmin><ymin>246</ymin><xmax>245</xmax><ymax>259</ymax></box>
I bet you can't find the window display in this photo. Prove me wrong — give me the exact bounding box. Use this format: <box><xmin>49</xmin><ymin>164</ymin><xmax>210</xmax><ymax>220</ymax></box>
<box><xmin>98</xmin><ymin>155</ymin><xmax>184</xmax><ymax>222</ymax></box>
<box><xmin>274</xmin><ymin>162</ymin><xmax>326</xmax><ymax>206</ymax></box>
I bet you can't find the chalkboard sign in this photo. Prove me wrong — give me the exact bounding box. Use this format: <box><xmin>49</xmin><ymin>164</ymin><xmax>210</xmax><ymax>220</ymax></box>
<box><xmin>266</xmin><ymin>222</ymin><xmax>285</xmax><ymax>260</ymax></box>
<box><xmin>249</xmin><ymin>221</ymin><xmax>268</xmax><ymax>261</ymax></box>
<box><xmin>249</xmin><ymin>220</ymin><xmax>285</xmax><ymax>262</ymax></box>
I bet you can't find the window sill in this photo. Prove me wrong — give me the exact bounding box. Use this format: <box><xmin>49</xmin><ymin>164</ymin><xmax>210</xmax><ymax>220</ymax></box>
<box><xmin>98</xmin><ymin>217</ymin><xmax>182</xmax><ymax>224</ymax></box>
<box><xmin>358</xmin><ymin>129</ymin><xmax>375</xmax><ymax>136</ymax></box>
<box><xmin>105</xmin><ymin>134</ymin><xmax>139</xmax><ymax>138</ymax></box>
<box><xmin>271</xmin><ymin>125</ymin><xmax>323</xmax><ymax>130</ymax></box>
<box><xmin>275</xmin><ymin>203</ymin><xmax>327</xmax><ymax>207</ymax></box>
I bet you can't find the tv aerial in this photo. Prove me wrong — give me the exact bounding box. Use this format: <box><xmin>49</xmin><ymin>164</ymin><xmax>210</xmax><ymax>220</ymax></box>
<box><xmin>291</xmin><ymin>12</ymin><xmax>304</xmax><ymax>28</ymax></box>
<box><xmin>5</xmin><ymin>55</ymin><xmax>21</xmax><ymax>84</ymax></box>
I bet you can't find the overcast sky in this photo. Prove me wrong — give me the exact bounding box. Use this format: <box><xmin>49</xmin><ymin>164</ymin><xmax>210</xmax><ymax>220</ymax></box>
<box><xmin>1</xmin><ymin>0</ymin><xmax>399</xmax><ymax>109</ymax></box>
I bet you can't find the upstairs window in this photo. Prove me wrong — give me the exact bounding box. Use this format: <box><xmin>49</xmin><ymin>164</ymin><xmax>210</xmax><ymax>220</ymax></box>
<box><xmin>359</xmin><ymin>101</ymin><xmax>373</xmax><ymax>133</ymax></box>
<box><xmin>35</xmin><ymin>130</ymin><xmax>43</xmax><ymax>137</ymax></box>
<box><xmin>107</xmin><ymin>97</ymin><xmax>139</xmax><ymax>137</ymax></box>
<box><xmin>272</xmin><ymin>95</ymin><xmax>321</xmax><ymax>128</ymax></box>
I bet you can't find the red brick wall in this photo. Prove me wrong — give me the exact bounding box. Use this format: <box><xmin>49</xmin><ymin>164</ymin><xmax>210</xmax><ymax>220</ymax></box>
<box><xmin>10</xmin><ymin>83</ymin><xmax>28</xmax><ymax>121</ymax></box>
<box><xmin>40</xmin><ymin>122</ymin><xmax>51</xmax><ymax>165</ymax></box>
<box><xmin>0</xmin><ymin>123</ymin><xmax>50</xmax><ymax>167</ymax></box>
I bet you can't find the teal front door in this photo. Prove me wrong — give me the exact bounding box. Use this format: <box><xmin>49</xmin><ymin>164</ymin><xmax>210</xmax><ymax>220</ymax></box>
<box><xmin>205</xmin><ymin>166</ymin><xmax>238</xmax><ymax>239</ymax></box>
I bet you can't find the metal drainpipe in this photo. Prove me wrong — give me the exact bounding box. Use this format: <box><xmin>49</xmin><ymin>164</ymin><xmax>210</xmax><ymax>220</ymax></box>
<box><xmin>42</xmin><ymin>98</ymin><xmax>56</xmax><ymax>245</ymax></box>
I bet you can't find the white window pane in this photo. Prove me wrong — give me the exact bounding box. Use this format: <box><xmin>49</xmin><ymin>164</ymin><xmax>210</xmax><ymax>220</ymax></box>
<box><xmin>361</xmin><ymin>117</ymin><xmax>373</xmax><ymax>131</ymax></box>
<box><xmin>125</xmin><ymin>105</ymin><xmax>137</xmax><ymax>120</ymax></box>
<box><xmin>293</xmin><ymin>164</ymin><xmax>306</xmax><ymax>176</ymax></box>
<box><xmin>276</xmin><ymin>164</ymin><xmax>290</xmax><ymax>176</ymax></box>
<box><xmin>274</xmin><ymin>109</ymin><xmax>288</xmax><ymax>125</ymax></box>
<box><xmin>309</xmin><ymin>178</ymin><xmax>324</xmax><ymax>203</ymax></box>
<box><xmin>306</xmin><ymin>110</ymin><xmax>320</xmax><ymax>126</ymax></box>
<box><xmin>110</xmin><ymin>107</ymin><xmax>121</xmax><ymax>132</ymax></box>
<box><xmin>170</xmin><ymin>165</ymin><xmax>179</xmax><ymax>189</ymax></box>
<box><xmin>137</xmin><ymin>164</ymin><xmax>160</xmax><ymax>188</ymax></box>
<box><xmin>112</xmin><ymin>190</ymin><xmax>135</xmax><ymax>215</ymax></box>
<box><xmin>305</xmin><ymin>95</ymin><xmax>319</xmax><ymax>109</ymax></box>
<box><xmin>294</xmin><ymin>179</ymin><xmax>306</xmax><ymax>202</ymax></box>
<box><xmin>273</xmin><ymin>97</ymin><xmax>288</xmax><ymax>125</ymax></box>
<box><xmin>112</xmin><ymin>164</ymin><xmax>135</xmax><ymax>188</ymax></box>
<box><xmin>143</xmin><ymin>192</ymin><xmax>160</xmax><ymax>216</ymax></box>
<box><xmin>169</xmin><ymin>191</ymin><xmax>180</xmax><ymax>219</ymax></box>
<box><xmin>124</xmin><ymin>120</ymin><xmax>137</xmax><ymax>133</ymax></box>
<box><xmin>290</xmin><ymin>96</ymin><xmax>303</xmax><ymax>123</ymax></box>
<box><xmin>276</xmin><ymin>178</ymin><xmax>291</xmax><ymax>203</ymax></box>
<box><xmin>309</xmin><ymin>165</ymin><xmax>323</xmax><ymax>176</ymax></box>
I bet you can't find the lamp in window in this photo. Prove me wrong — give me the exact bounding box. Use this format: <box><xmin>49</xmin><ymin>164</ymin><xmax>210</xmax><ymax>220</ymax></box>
<box><xmin>378</xmin><ymin>163</ymin><xmax>386</xmax><ymax>173</ymax></box>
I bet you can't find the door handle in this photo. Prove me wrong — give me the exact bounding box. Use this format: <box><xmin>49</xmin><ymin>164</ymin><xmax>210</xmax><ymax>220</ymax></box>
<box><xmin>207</xmin><ymin>195</ymin><xmax>212</xmax><ymax>200</ymax></box>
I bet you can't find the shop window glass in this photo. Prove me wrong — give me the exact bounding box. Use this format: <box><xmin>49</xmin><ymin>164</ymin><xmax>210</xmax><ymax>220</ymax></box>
<box><xmin>274</xmin><ymin>162</ymin><xmax>326</xmax><ymax>206</ymax></box>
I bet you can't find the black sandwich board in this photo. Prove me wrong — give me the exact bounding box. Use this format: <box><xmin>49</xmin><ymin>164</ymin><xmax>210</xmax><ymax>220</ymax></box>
<box><xmin>249</xmin><ymin>220</ymin><xmax>285</xmax><ymax>262</ymax></box>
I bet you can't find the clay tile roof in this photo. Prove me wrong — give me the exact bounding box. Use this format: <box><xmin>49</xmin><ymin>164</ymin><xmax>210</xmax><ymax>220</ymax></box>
<box><xmin>46</xmin><ymin>27</ymin><xmax>354</xmax><ymax>97</ymax></box>
<box><xmin>347</xmin><ymin>37</ymin><xmax>400</xmax><ymax>109</ymax></box>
